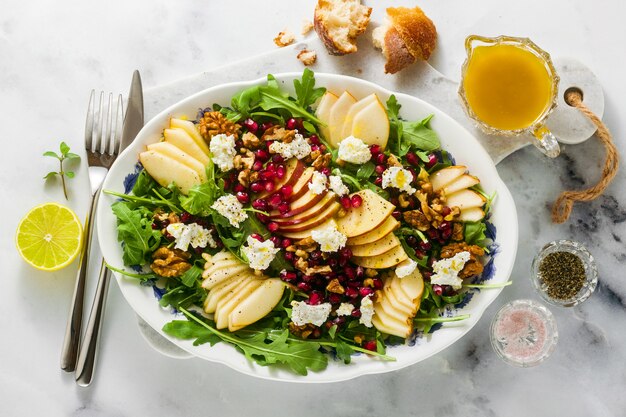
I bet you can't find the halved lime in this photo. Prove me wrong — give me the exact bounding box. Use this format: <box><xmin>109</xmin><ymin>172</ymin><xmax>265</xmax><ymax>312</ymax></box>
<box><xmin>15</xmin><ymin>203</ymin><xmax>83</xmax><ymax>271</ymax></box>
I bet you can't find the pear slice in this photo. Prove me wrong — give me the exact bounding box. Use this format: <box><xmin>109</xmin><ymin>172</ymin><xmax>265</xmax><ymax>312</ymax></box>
<box><xmin>228</xmin><ymin>278</ymin><xmax>285</xmax><ymax>331</ymax></box>
<box><xmin>376</xmin><ymin>295</ymin><xmax>409</xmax><ymax>324</ymax></box>
<box><xmin>214</xmin><ymin>279</ymin><xmax>264</xmax><ymax>329</ymax></box>
<box><xmin>387</xmin><ymin>277</ymin><xmax>417</xmax><ymax>313</ymax></box>
<box><xmin>383</xmin><ymin>285</ymin><xmax>414</xmax><ymax>317</ymax></box>
<box><xmin>350</xmin><ymin>232</ymin><xmax>401</xmax><ymax>257</ymax></box>
<box><xmin>147</xmin><ymin>142</ymin><xmax>207</xmax><ymax>182</ymax></box>
<box><xmin>170</xmin><ymin>118</ymin><xmax>210</xmax><ymax>156</ymax></box>
<box><xmin>443</xmin><ymin>174</ymin><xmax>480</xmax><ymax>195</ymax></box>
<box><xmin>446</xmin><ymin>189</ymin><xmax>487</xmax><ymax>210</ymax></box>
<box><xmin>335</xmin><ymin>190</ymin><xmax>395</xmax><ymax>237</ymax></box>
<box><xmin>347</xmin><ymin>216</ymin><xmax>399</xmax><ymax>246</ymax></box>
<box><xmin>396</xmin><ymin>271</ymin><xmax>424</xmax><ymax>310</ymax></box>
<box><xmin>371</xmin><ymin>307</ymin><xmax>412</xmax><ymax>338</ymax></box>
<box><xmin>340</xmin><ymin>94</ymin><xmax>377</xmax><ymax>140</ymax></box>
<box><xmin>429</xmin><ymin>166</ymin><xmax>467</xmax><ymax>192</ymax></box>
<box><xmin>202</xmin><ymin>259</ymin><xmax>246</xmax><ymax>279</ymax></box>
<box><xmin>328</xmin><ymin>91</ymin><xmax>357</xmax><ymax>147</ymax></box>
<box><xmin>163</xmin><ymin>128</ymin><xmax>211</xmax><ymax>166</ymax></box>
<box><xmin>459</xmin><ymin>207</ymin><xmax>486</xmax><ymax>222</ymax></box>
<box><xmin>315</xmin><ymin>91</ymin><xmax>338</xmax><ymax>142</ymax></box>
<box><xmin>204</xmin><ymin>275</ymin><xmax>253</xmax><ymax>314</ymax></box>
<box><xmin>352</xmin><ymin>244</ymin><xmax>408</xmax><ymax>269</ymax></box>
<box><xmin>350</xmin><ymin>97</ymin><xmax>390</xmax><ymax>150</ymax></box>
<box><xmin>139</xmin><ymin>150</ymin><xmax>203</xmax><ymax>194</ymax></box>
<box><xmin>202</xmin><ymin>264</ymin><xmax>249</xmax><ymax>289</ymax></box>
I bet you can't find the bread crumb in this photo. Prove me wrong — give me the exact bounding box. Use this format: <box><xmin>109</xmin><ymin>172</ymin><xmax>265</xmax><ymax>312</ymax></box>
<box><xmin>301</xmin><ymin>19</ymin><xmax>314</xmax><ymax>35</ymax></box>
<box><xmin>274</xmin><ymin>30</ymin><xmax>296</xmax><ymax>47</ymax></box>
<box><xmin>297</xmin><ymin>49</ymin><xmax>317</xmax><ymax>66</ymax></box>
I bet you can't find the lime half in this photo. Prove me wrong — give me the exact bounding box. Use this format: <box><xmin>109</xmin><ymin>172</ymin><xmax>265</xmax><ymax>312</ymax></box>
<box><xmin>15</xmin><ymin>203</ymin><xmax>83</xmax><ymax>271</ymax></box>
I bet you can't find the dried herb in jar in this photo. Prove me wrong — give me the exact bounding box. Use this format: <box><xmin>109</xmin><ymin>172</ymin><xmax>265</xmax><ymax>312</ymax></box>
<box><xmin>538</xmin><ymin>251</ymin><xmax>586</xmax><ymax>301</ymax></box>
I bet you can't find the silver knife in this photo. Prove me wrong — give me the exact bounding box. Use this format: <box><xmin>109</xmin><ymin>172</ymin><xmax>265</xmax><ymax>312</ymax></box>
<box><xmin>75</xmin><ymin>71</ymin><xmax>144</xmax><ymax>387</ymax></box>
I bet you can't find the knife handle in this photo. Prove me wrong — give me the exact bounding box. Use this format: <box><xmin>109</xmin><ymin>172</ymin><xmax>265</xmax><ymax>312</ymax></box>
<box><xmin>60</xmin><ymin>190</ymin><xmax>99</xmax><ymax>372</ymax></box>
<box><xmin>75</xmin><ymin>259</ymin><xmax>111</xmax><ymax>387</ymax></box>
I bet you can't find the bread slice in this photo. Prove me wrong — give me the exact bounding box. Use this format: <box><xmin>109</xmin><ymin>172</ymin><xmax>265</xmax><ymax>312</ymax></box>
<box><xmin>373</xmin><ymin>21</ymin><xmax>416</xmax><ymax>74</ymax></box>
<box><xmin>314</xmin><ymin>0</ymin><xmax>372</xmax><ymax>56</ymax></box>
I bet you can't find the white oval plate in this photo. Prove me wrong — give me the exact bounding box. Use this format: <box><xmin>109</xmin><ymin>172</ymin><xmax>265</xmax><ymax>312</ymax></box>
<box><xmin>97</xmin><ymin>73</ymin><xmax>518</xmax><ymax>383</ymax></box>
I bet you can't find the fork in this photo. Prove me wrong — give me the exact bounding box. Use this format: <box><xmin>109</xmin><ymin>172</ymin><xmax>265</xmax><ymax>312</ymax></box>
<box><xmin>60</xmin><ymin>91</ymin><xmax>123</xmax><ymax>374</ymax></box>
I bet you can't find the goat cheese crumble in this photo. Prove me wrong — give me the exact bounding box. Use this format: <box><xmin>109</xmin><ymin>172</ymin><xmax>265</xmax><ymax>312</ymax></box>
<box><xmin>211</xmin><ymin>194</ymin><xmax>248</xmax><ymax>227</ymax></box>
<box><xmin>209</xmin><ymin>133</ymin><xmax>237</xmax><ymax>172</ymax></box>
<box><xmin>290</xmin><ymin>301</ymin><xmax>332</xmax><ymax>326</ymax></box>
<box><xmin>268</xmin><ymin>133</ymin><xmax>311</xmax><ymax>160</ymax></box>
<box><xmin>241</xmin><ymin>236</ymin><xmax>280</xmax><ymax>271</ymax></box>
<box><xmin>308</xmin><ymin>171</ymin><xmax>328</xmax><ymax>195</ymax></box>
<box><xmin>329</xmin><ymin>175</ymin><xmax>349</xmax><ymax>196</ymax></box>
<box><xmin>395</xmin><ymin>259</ymin><xmax>418</xmax><ymax>278</ymax></box>
<box><xmin>382</xmin><ymin>166</ymin><xmax>417</xmax><ymax>194</ymax></box>
<box><xmin>311</xmin><ymin>221</ymin><xmax>347</xmax><ymax>252</ymax></box>
<box><xmin>337</xmin><ymin>136</ymin><xmax>371</xmax><ymax>164</ymax></box>
<box><xmin>359</xmin><ymin>295</ymin><xmax>374</xmax><ymax>328</ymax></box>
<box><xmin>336</xmin><ymin>303</ymin><xmax>355</xmax><ymax>316</ymax></box>
<box><xmin>166</xmin><ymin>222</ymin><xmax>217</xmax><ymax>252</ymax></box>
<box><xmin>430</xmin><ymin>251</ymin><xmax>471</xmax><ymax>290</ymax></box>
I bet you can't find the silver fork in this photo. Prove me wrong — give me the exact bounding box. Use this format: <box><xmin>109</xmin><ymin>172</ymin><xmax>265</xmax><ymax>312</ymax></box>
<box><xmin>60</xmin><ymin>91</ymin><xmax>123</xmax><ymax>374</ymax></box>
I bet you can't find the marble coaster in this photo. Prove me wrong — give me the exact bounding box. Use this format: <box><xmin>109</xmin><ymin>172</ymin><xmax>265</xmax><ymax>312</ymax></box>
<box><xmin>135</xmin><ymin>35</ymin><xmax>606</xmax><ymax>359</ymax></box>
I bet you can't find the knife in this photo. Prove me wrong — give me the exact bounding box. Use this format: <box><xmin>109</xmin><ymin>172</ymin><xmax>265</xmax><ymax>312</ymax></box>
<box><xmin>74</xmin><ymin>71</ymin><xmax>144</xmax><ymax>387</ymax></box>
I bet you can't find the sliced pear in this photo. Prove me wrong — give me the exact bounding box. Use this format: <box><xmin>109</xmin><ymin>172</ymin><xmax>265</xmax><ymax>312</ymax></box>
<box><xmin>139</xmin><ymin>150</ymin><xmax>203</xmax><ymax>194</ymax></box>
<box><xmin>163</xmin><ymin>128</ymin><xmax>211</xmax><ymax>166</ymax></box>
<box><xmin>228</xmin><ymin>278</ymin><xmax>285</xmax><ymax>331</ymax></box>
<box><xmin>351</xmin><ymin>97</ymin><xmax>390</xmax><ymax>149</ymax></box>
<box><xmin>202</xmin><ymin>258</ymin><xmax>246</xmax><ymax>278</ymax></box>
<box><xmin>352</xmin><ymin>245</ymin><xmax>408</xmax><ymax>269</ymax></box>
<box><xmin>459</xmin><ymin>207</ymin><xmax>486</xmax><ymax>222</ymax></box>
<box><xmin>328</xmin><ymin>91</ymin><xmax>357</xmax><ymax>147</ymax></box>
<box><xmin>372</xmin><ymin>308</ymin><xmax>412</xmax><ymax>338</ymax></box>
<box><xmin>280</xmin><ymin>219</ymin><xmax>334</xmax><ymax>240</ymax></box>
<box><xmin>257</xmin><ymin>158</ymin><xmax>305</xmax><ymax>199</ymax></box>
<box><xmin>315</xmin><ymin>91</ymin><xmax>338</xmax><ymax>142</ymax></box>
<box><xmin>288</xmin><ymin>167</ymin><xmax>316</xmax><ymax>201</ymax></box>
<box><xmin>347</xmin><ymin>216</ymin><xmax>399</xmax><ymax>246</ymax></box>
<box><xmin>202</xmin><ymin>264</ymin><xmax>249</xmax><ymax>289</ymax></box>
<box><xmin>204</xmin><ymin>275</ymin><xmax>252</xmax><ymax>313</ymax></box>
<box><xmin>278</xmin><ymin>202</ymin><xmax>341</xmax><ymax>233</ymax></box>
<box><xmin>384</xmin><ymin>283</ymin><xmax>415</xmax><ymax>316</ymax></box>
<box><xmin>214</xmin><ymin>279</ymin><xmax>264</xmax><ymax>329</ymax></box>
<box><xmin>350</xmin><ymin>232</ymin><xmax>400</xmax><ymax>257</ymax></box>
<box><xmin>336</xmin><ymin>190</ymin><xmax>395</xmax><ymax>238</ymax></box>
<box><xmin>443</xmin><ymin>174</ymin><xmax>480</xmax><ymax>195</ymax></box>
<box><xmin>340</xmin><ymin>94</ymin><xmax>377</xmax><ymax>140</ymax></box>
<box><xmin>429</xmin><ymin>165</ymin><xmax>467</xmax><ymax>192</ymax></box>
<box><xmin>272</xmin><ymin>192</ymin><xmax>338</xmax><ymax>224</ymax></box>
<box><xmin>376</xmin><ymin>295</ymin><xmax>409</xmax><ymax>324</ymax></box>
<box><xmin>170</xmin><ymin>118</ymin><xmax>210</xmax><ymax>156</ymax></box>
<box><xmin>147</xmin><ymin>142</ymin><xmax>207</xmax><ymax>182</ymax></box>
<box><xmin>446</xmin><ymin>189</ymin><xmax>486</xmax><ymax>210</ymax></box>
<box><xmin>396</xmin><ymin>271</ymin><xmax>424</xmax><ymax>306</ymax></box>
<box><xmin>273</xmin><ymin>189</ymin><xmax>327</xmax><ymax>218</ymax></box>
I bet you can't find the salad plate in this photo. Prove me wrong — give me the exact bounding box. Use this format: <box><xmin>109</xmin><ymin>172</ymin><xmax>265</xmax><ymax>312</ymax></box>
<box><xmin>97</xmin><ymin>72</ymin><xmax>518</xmax><ymax>382</ymax></box>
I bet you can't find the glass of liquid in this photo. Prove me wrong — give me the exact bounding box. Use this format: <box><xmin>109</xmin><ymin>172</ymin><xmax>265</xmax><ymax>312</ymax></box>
<box><xmin>459</xmin><ymin>35</ymin><xmax>561</xmax><ymax>158</ymax></box>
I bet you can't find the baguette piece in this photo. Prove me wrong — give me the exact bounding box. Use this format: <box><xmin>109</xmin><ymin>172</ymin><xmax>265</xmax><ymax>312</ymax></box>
<box><xmin>314</xmin><ymin>0</ymin><xmax>372</xmax><ymax>56</ymax></box>
<box><xmin>372</xmin><ymin>6</ymin><xmax>437</xmax><ymax>74</ymax></box>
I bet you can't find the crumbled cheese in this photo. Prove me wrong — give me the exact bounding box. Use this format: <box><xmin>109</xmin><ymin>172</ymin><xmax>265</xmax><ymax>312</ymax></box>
<box><xmin>396</xmin><ymin>259</ymin><xmax>418</xmax><ymax>278</ymax></box>
<box><xmin>209</xmin><ymin>133</ymin><xmax>237</xmax><ymax>172</ymax></box>
<box><xmin>382</xmin><ymin>166</ymin><xmax>417</xmax><ymax>194</ymax></box>
<box><xmin>166</xmin><ymin>222</ymin><xmax>217</xmax><ymax>251</ymax></box>
<box><xmin>268</xmin><ymin>133</ymin><xmax>311</xmax><ymax>160</ymax></box>
<box><xmin>291</xmin><ymin>301</ymin><xmax>332</xmax><ymax>326</ymax></box>
<box><xmin>308</xmin><ymin>171</ymin><xmax>328</xmax><ymax>195</ymax></box>
<box><xmin>359</xmin><ymin>295</ymin><xmax>374</xmax><ymax>328</ymax></box>
<box><xmin>337</xmin><ymin>136</ymin><xmax>371</xmax><ymax>164</ymax></box>
<box><xmin>211</xmin><ymin>194</ymin><xmax>248</xmax><ymax>227</ymax></box>
<box><xmin>311</xmin><ymin>221</ymin><xmax>347</xmax><ymax>252</ymax></box>
<box><xmin>336</xmin><ymin>303</ymin><xmax>355</xmax><ymax>316</ymax></box>
<box><xmin>329</xmin><ymin>175</ymin><xmax>349</xmax><ymax>196</ymax></box>
<box><xmin>430</xmin><ymin>251</ymin><xmax>471</xmax><ymax>290</ymax></box>
<box><xmin>241</xmin><ymin>236</ymin><xmax>280</xmax><ymax>271</ymax></box>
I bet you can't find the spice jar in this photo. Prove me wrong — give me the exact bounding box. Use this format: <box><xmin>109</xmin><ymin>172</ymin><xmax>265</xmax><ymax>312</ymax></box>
<box><xmin>531</xmin><ymin>240</ymin><xmax>598</xmax><ymax>307</ymax></box>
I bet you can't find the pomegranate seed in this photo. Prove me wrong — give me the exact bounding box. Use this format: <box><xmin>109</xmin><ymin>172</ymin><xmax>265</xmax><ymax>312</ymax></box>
<box><xmin>356</xmin><ymin>266</ymin><xmax>365</xmax><ymax>278</ymax></box>
<box><xmin>374</xmin><ymin>177</ymin><xmax>383</xmax><ymax>186</ymax></box>
<box><xmin>339</xmin><ymin>247</ymin><xmax>352</xmax><ymax>259</ymax></box>
<box><xmin>278</xmin><ymin>202</ymin><xmax>290</xmax><ymax>214</ymax></box>
<box><xmin>332</xmin><ymin>316</ymin><xmax>346</xmax><ymax>326</ymax></box>
<box><xmin>372</xmin><ymin>278</ymin><xmax>383</xmax><ymax>289</ymax></box>
<box><xmin>284</xmin><ymin>252</ymin><xmax>295</xmax><ymax>262</ymax></box>
<box><xmin>280</xmin><ymin>271</ymin><xmax>297</xmax><ymax>282</ymax></box>
<box><xmin>340</xmin><ymin>196</ymin><xmax>351</xmax><ymax>209</ymax></box>
<box><xmin>272</xmin><ymin>154</ymin><xmax>284</xmax><ymax>163</ymax></box>
<box><xmin>235</xmin><ymin>139</ymin><xmax>244</xmax><ymax>149</ymax></box>
<box><xmin>442</xmin><ymin>206</ymin><xmax>452</xmax><ymax>216</ymax></box>
<box><xmin>250</xmin><ymin>233</ymin><xmax>264</xmax><ymax>241</ymax></box>
<box><xmin>309</xmin><ymin>250</ymin><xmax>323</xmax><ymax>262</ymax></box>
<box><xmin>270</xmin><ymin>236</ymin><xmax>282</xmax><ymax>247</ymax></box>
<box><xmin>375</xmin><ymin>165</ymin><xmax>386</xmax><ymax>175</ymax></box>
<box><xmin>236</xmin><ymin>191</ymin><xmax>250</xmax><ymax>204</ymax></box>
<box><xmin>281</xmin><ymin>238</ymin><xmax>292</xmax><ymax>248</ymax></box>
<box><xmin>327</xmin><ymin>258</ymin><xmax>338</xmax><ymax>268</ymax></box>
<box><xmin>286</xmin><ymin>118</ymin><xmax>297</xmax><ymax>130</ymax></box>
<box><xmin>369</xmin><ymin>144</ymin><xmax>381</xmax><ymax>155</ymax></box>
<box><xmin>328</xmin><ymin>293</ymin><xmax>342</xmax><ymax>304</ymax></box>
<box><xmin>345</xmin><ymin>267</ymin><xmax>356</xmax><ymax>280</ymax></box>
<box><xmin>427</xmin><ymin>229</ymin><xmax>439</xmax><ymax>240</ymax></box>
<box><xmin>180</xmin><ymin>212</ymin><xmax>193</xmax><ymax>223</ymax></box>
<box><xmin>280</xmin><ymin>185</ymin><xmax>293</xmax><ymax>199</ymax></box>
<box><xmin>151</xmin><ymin>222</ymin><xmax>159</xmax><ymax>229</ymax></box>
<box><xmin>439</xmin><ymin>221</ymin><xmax>451</xmax><ymax>231</ymax></box>
<box><xmin>351</xmin><ymin>194</ymin><xmax>363</xmax><ymax>208</ymax></box>
<box><xmin>320</xmin><ymin>167</ymin><xmax>331</xmax><ymax>176</ymax></box>
<box><xmin>233</xmin><ymin>183</ymin><xmax>246</xmax><ymax>193</ymax></box>
<box><xmin>264</xmin><ymin>181</ymin><xmax>276</xmax><ymax>193</ymax></box>
<box><xmin>406</xmin><ymin>152</ymin><xmax>420</xmax><ymax>166</ymax></box>
<box><xmin>297</xmin><ymin>282</ymin><xmax>312</xmax><ymax>292</ymax></box>
<box><xmin>418</xmin><ymin>241</ymin><xmax>432</xmax><ymax>251</ymax></box>
<box><xmin>255</xmin><ymin>149</ymin><xmax>270</xmax><ymax>162</ymax></box>
<box><xmin>310</xmin><ymin>144</ymin><xmax>320</xmax><ymax>152</ymax></box>
<box><xmin>223</xmin><ymin>178</ymin><xmax>232</xmax><ymax>190</ymax></box>
<box><xmin>252</xmin><ymin>160</ymin><xmax>263</xmax><ymax>171</ymax></box>
<box><xmin>268</xmin><ymin>193</ymin><xmax>283</xmax><ymax>208</ymax></box>
<box><xmin>345</xmin><ymin>287</ymin><xmax>359</xmax><ymax>298</ymax></box>
<box><xmin>308</xmin><ymin>291</ymin><xmax>323</xmax><ymax>305</ymax></box>
<box><xmin>392</xmin><ymin>210</ymin><xmax>402</xmax><ymax>220</ymax></box>
<box><xmin>390</xmin><ymin>197</ymin><xmax>399</xmax><ymax>206</ymax></box>
<box><xmin>441</xmin><ymin>228</ymin><xmax>453</xmax><ymax>240</ymax></box>
<box><xmin>359</xmin><ymin>287</ymin><xmax>374</xmax><ymax>297</ymax></box>
<box><xmin>309</xmin><ymin>134</ymin><xmax>321</xmax><ymax>145</ymax></box>
<box><xmin>422</xmin><ymin>271</ymin><xmax>432</xmax><ymax>280</ymax></box>
<box><xmin>252</xmin><ymin>199</ymin><xmax>268</xmax><ymax>211</ymax></box>
<box><xmin>243</xmin><ymin>118</ymin><xmax>258</xmax><ymax>133</ymax></box>
<box><xmin>414</xmin><ymin>249</ymin><xmax>426</xmax><ymax>259</ymax></box>
<box><xmin>301</xmin><ymin>275</ymin><xmax>314</xmax><ymax>284</ymax></box>
<box><xmin>261</xmin><ymin>170</ymin><xmax>275</xmax><ymax>180</ymax></box>
<box><xmin>433</xmin><ymin>284</ymin><xmax>443</xmax><ymax>296</ymax></box>
<box><xmin>375</xmin><ymin>153</ymin><xmax>386</xmax><ymax>165</ymax></box>
<box><xmin>250</xmin><ymin>181</ymin><xmax>264</xmax><ymax>193</ymax></box>
<box><xmin>428</xmin><ymin>257</ymin><xmax>438</xmax><ymax>268</ymax></box>
<box><xmin>261</xmin><ymin>122</ymin><xmax>274</xmax><ymax>132</ymax></box>
<box><xmin>350</xmin><ymin>308</ymin><xmax>362</xmax><ymax>318</ymax></box>
<box><xmin>347</xmin><ymin>280</ymin><xmax>360</xmax><ymax>288</ymax></box>
<box><xmin>256</xmin><ymin>212</ymin><xmax>270</xmax><ymax>223</ymax></box>
<box><xmin>408</xmin><ymin>168</ymin><xmax>418</xmax><ymax>183</ymax></box>
<box><xmin>363</xmin><ymin>340</ymin><xmax>377</xmax><ymax>351</ymax></box>
<box><xmin>276</xmin><ymin>164</ymin><xmax>286</xmax><ymax>179</ymax></box>
<box><xmin>426</xmin><ymin>153</ymin><xmax>438</xmax><ymax>168</ymax></box>
<box><xmin>319</xmin><ymin>145</ymin><xmax>327</xmax><ymax>152</ymax></box>
<box><xmin>406</xmin><ymin>236</ymin><xmax>418</xmax><ymax>246</ymax></box>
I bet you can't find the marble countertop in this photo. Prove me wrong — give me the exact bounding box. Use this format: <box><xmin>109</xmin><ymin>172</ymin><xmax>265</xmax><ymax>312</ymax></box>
<box><xmin>2</xmin><ymin>0</ymin><xmax>625</xmax><ymax>416</ymax></box>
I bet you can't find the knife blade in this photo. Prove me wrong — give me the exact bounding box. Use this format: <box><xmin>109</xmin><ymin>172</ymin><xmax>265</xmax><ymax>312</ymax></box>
<box><xmin>74</xmin><ymin>71</ymin><xmax>144</xmax><ymax>386</ymax></box>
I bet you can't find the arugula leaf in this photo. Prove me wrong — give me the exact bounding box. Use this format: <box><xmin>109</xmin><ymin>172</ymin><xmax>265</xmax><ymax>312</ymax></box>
<box><xmin>111</xmin><ymin>201</ymin><xmax>162</xmax><ymax>265</ymax></box>
<box><xmin>293</xmin><ymin>68</ymin><xmax>326</xmax><ymax>108</ymax></box>
<box><xmin>333</xmin><ymin>340</ymin><xmax>356</xmax><ymax>364</ymax></box>
<box><xmin>401</xmin><ymin>115</ymin><xmax>440</xmax><ymax>153</ymax></box>
<box><xmin>180</xmin><ymin>182</ymin><xmax>218</xmax><ymax>216</ymax></box>
<box><xmin>159</xmin><ymin>285</ymin><xmax>206</xmax><ymax>309</ymax></box>
<box><xmin>163</xmin><ymin>320</ymin><xmax>221</xmax><ymax>346</ymax></box>
<box><xmin>181</xmin><ymin>264</ymin><xmax>203</xmax><ymax>287</ymax></box>
<box><xmin>386</xmin><ymin>95</ymin><xmax>403</xmax><ymax>155</ymax></box>
<box><xmin>356</xmin><ymin>161</ymin><xmax>375</xmax><ymax>180</ymax></box>
<box><xmin>464</xmin><ymin>221</ymin><xmax>487</xmax><ymax>245</ymax></box>
<box><xmin>230</xmin><ymin>85</ymin><xmax>262</xmax><ymax>120</ymax></box>
<box><xmin>132</xmin><ymin>169</ymin><xmax>158</xmax><ymax>197</ymax></box>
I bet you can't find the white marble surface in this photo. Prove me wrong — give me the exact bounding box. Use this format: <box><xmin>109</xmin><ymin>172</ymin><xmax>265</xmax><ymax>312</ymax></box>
<box><xmin>2</xmin><ymin>0</ymin><xmax>626</xmax><ymax>416</ymax></box>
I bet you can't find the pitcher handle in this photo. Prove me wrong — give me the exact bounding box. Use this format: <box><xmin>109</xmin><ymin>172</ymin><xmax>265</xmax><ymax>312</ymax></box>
<box><xmin>532</xmin><ymin>124</ymin><xmax>560</xmax><ymax>158</ymax></box>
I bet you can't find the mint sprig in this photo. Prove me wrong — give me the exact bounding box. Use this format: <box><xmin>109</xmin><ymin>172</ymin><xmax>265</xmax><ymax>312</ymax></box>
<box><xmin>43</xmin><ymin>141</ymin><xmax>80</xmax><ymax>200</ymax></box>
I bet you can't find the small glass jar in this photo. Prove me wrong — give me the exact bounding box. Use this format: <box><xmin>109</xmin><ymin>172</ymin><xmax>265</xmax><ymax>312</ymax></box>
<box><xmin>531</xmin><ymin>240</ymin><xmax>598</xmax><ymax>307</ymax></box>
<box><xmin>490</xmin><ymin>299</ymin><xmax>558</xmax><ymax>367</ymax></box>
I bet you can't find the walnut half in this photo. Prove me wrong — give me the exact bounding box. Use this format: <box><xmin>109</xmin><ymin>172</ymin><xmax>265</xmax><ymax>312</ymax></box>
<box><xmin>151</xmin><ymin>247</ymin><xmax>192</xmax><ymax>278</ymax></box>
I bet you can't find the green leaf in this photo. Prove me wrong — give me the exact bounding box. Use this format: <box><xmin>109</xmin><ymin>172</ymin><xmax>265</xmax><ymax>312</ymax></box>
<box><xmin>43</xmin><ymin>151</ymin><xmax>60</xmax><ymax>159</ymax></box>
<box><xmin>231</xmin><ymin>85</ymin><xmax>262</xmax><ymax>120</ymax></box>
<box><xmin>180</xmin><ymin>182</ymin><xmax>218</xmax><ymax>216</ymax></box>
<box><xmin>180</xmin><ymin>264</ymin><xmax>203</xmax><ymax>287</ymax></box>
<box><xmin>132</xmin><ymin>170</ymin><xmax>158</xmax><ymax>197</ymax></box>
<box><xmin>59</xmin><ymin>141</ymin><xmax>70</xmax><ymax>155</ymax></box>
<box><xmin>43</xmin><ymin>171</ymin><xmax>58</xmax><ymax>179</ymax></box>
<box><xmin>464</xmin><ymin>221</ymin><xmax>487</xmax><ymax>245</ymax></box>
<box><xmin>65</xmin><ymin>171</ymin><xmax>75</xmax><ymax>178</ymax></box>
<box><xmin>334</xmin><ymin>340</ymin><xmax>355</xmax><ymax>364</ymax></box>
<box><xmin>65</xmin><ymin>152</ymin><xmax>81</xmax><ymax>161</ymax></box>
<box><xmin>401</xmin><ymin>115</ymin><xmax>440</xmax><ymax>152</ymax></box>
<box><xmin>386</xmin><ymin>95</ymin><xmax>403</xmax><ymax>155</ymax></box>
<box><xmin>111</xmin><ymin>201</ymin><xmax>162</xmax><ymax>265</ymax></box>
<box><xmin>356</xmin><ymin>161</ymin><xmax>375</xmax><ymax>180</ymax></box>
<box><xmin>163</xmin><ymin>320</ymin><xmax>221</xmax><ymax>346</ymax></box>
<box><xmin>293</xmin><ymin>68</ymin><xmax>326</xmax><ymax>108</ymax></box>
